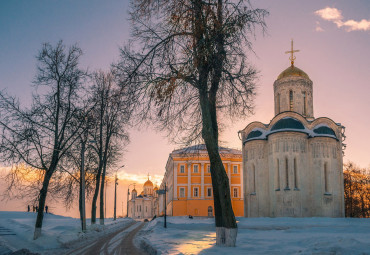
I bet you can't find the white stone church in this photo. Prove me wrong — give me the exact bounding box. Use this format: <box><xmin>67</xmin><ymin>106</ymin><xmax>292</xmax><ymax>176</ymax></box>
<box><xmin>127</xmin><ymin>177</ymin><xmax>159</xmax><ymax>220</ymax></box>
<box><xmin>240</xmin><ymin>43</ymin><xmax>345</xmax><ymax>217</ymax></box>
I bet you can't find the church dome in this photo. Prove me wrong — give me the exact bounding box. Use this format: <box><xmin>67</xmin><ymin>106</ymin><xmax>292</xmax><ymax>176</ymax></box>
<box><xmin>153</xmin><ymin>186</ymin><xmax>158</xmax><ymax>191</ymax></box>
<box><xmin>144</xmin><ymin>179</ymin><xmax>153</xmax><ymax>187</ymax></box>
<box><xmin>277</xmin><ymin>65</ymin><xmax>310</xmax><ymax>80</ymax></box>
<box><xmin>132</xmin><ymin>188</ymin><xmax>137</xmax><ymax>193</ymax></box>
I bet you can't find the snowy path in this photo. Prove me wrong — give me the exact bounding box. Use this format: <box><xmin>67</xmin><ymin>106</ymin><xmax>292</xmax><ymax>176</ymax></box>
<box><xmin>66</xmin><ymin>222</ymin><xmax>147</xmax><ymax>255</ymax></box>
<box><xmin>0</xmin><ymin>212</ymin><xmax>136</xmax><ymax>254</ymax></box>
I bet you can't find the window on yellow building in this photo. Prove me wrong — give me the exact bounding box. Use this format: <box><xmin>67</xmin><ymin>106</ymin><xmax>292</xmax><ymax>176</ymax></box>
<box><xmin>180</xmin><ymin>165</ymin><xmax>185</xmax><ymax>173</ymax></box>
<box><xmin>207</xmin><ymin>187</ymin><xmax>212</xmax><ymax>197</ymax></box>
<box><xmin>179</xmin><ymin>187</ymin><xmax>185</xmax><ymax>197</ymax></box>
<box><xmin>193</xmin><ymin>164</ymin><xmax>199</xmax><ymax>173</ymax></box>
<box><xmin>194</xmin><ymin>187</ymin><xmax>199</xmax><ymax>197</ymax></box>
<box><xmin>208</xmin><ymin>206</ymin><xmax>213</xmax><ymax>217</ymax></box>
<box><xmin>207</xmin><ymin>165</ymin><xmax>210</xmax><ymax>173</ymax></box>
<box><xmin>233</xmin><ymin>188</ymin><xmax>238</xmax><ymax>197</ymax></box>
<box><xmin>233</xmin><ymin>165</ymin><xmax>238</xmax><ymax>174</ymax></box>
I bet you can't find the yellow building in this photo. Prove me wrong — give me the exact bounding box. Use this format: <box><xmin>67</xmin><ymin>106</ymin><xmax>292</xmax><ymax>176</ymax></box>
<box><xmin>159</xmin><ymin>145</ymin><xmax>243</xmax><ymax>217</ymax></box>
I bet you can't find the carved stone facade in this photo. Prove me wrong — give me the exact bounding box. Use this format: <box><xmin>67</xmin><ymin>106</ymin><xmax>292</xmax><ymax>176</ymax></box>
<box><xmin>128</xmin><ymin>178</ymin><xmax>159</xmax><ymax>220</ymax></box>
<box><xmin>240</xmin><ymin>64</ymin><xmax>345</xmax><ymax>218</ymax></box>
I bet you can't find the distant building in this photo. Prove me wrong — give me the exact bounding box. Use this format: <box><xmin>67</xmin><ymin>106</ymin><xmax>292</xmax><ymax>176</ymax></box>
<box><xmin>239</xmin><ymin>42</ymin><xmax>345</xmax><ymax>217</ymax></box>
<box><xmin>158</xmin><ymin>144</ymin><xmax>243</xmax><ymax>217</ymax></box>
<box><xmin>127</xmin><ymin>177</ymin><xmax>158</xmax><ymax>220</ymax></box>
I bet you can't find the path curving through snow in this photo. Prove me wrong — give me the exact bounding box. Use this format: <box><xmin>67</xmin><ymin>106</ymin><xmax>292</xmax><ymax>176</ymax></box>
<box><xmin>66</xmin><ymin>221</ymin><xmax>147</xmax><ymax>255</ymax></box>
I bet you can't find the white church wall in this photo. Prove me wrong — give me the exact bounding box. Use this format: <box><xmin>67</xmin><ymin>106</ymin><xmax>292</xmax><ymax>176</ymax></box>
<box><xmin>274</xmin><ymin>77</ymin><xmax>313</xmax><ymax>117</ymax></box>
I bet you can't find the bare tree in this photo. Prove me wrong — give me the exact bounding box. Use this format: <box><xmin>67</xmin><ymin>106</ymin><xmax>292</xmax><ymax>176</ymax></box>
<box><xmin>115</xmin><ymin>0</ymin><xmax>267</xmax><ymax>246</ymax></box>
<box><xmin>60</xmin><ymin>111</ymin><xmax>99</xmax><ymax>230</ymax></box>
<box><xmin>0</xmin><ymin>41</ymin><xmax>88</xmax><ymax>239</ymax></box>
<box><xmin>344</xmin><ymin>162</ymin><xmax>370</xmax><ymax>218</ymax></box>
<box><xmin>89</xmin><ymin>71</ymin><xmax>131</xmax><ymax>225</ymax></box>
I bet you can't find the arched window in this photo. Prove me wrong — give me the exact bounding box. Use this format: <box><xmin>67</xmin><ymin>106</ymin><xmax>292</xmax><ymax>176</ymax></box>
<box><xmin>324</xmin><ymin>163</ymin><xmax>329</xmax><ymax>193</ymax></box>
<box><xmin>303</xmin><ymin>91</ymin><xmax>307</xmax><ymax>115</ymax></box>
<box><xmin>275</xmin><ymin>159</ymin><xmax>280</xmax><ymax>190</ymax></box>
<box><xmin>294</xmin><ymin>158</ymin><xmax>298</xmax><ymax>189</ymax></box>
<box><xmin>289</xmin><ymin>90</ymin><xmax>293</xmax><ymax>111</ymax></box>
<box><xmin>277</xmin><ymin>93</ymin><xmax>280</xmax><ymax>113</ymax></box>
<box><xmin>285</xmin><ymin>158</ymin><xmax>289</xmax><ymax>189</ymax></box>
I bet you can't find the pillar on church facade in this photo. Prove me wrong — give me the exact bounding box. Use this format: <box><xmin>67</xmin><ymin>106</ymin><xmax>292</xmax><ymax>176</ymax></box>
<box><xmin>227</xmin><ymin>162</ymin><xmax>231</xmax><ymax>191</ymax></box>
<box><xmin>187</xmin><ymin>163</ymin><xmax>191</xmax><ymax>198</ymax></box>
<box><xmin>173</xmin><ymin>162</ymin><xmax>178</xmax><ymax>200</ymax></box>
<box><xmin>200</xmin><ymin>162</ymin><xmax>205</xmax><ymax>199</ymax></box>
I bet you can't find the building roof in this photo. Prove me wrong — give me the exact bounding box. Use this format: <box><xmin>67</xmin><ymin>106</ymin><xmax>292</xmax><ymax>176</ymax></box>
<box><xmin>244</xmin><ymin>117</ymin><xmax>338</xmax><ymax>143</ymax></box>
<box><xmin>313</xmin><ymin>125</ymin><xmax>336</xmax><ymax>137</ymax></box>
<box><xmin>172</xmin><ymin>144</ymin><xmax>241</xmax><ymax>155</ymax></box>
<box><xmin>271</xmin><ymin>117</ymin><xmax>305</xmax><ymax>131</ymax></box>
<box><xmin>277</xmin><ymin>65</ymin><xmax>310</xmax><ymax>80</ymax></box>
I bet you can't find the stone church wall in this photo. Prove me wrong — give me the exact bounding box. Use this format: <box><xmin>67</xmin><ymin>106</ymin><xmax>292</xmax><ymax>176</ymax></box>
<box><xmin>274</xmin><ymin>77</ymin><xmax>313</xmax><ymax>117</ymax></box>
<box><xmin>244</xmin><ymin>132</ymin><xmax>344</xmax><ymax>218</ymax></box>
<box><xmin>309</xmin><ymin>137</ymin><xmax>344</xmax><ymax>217</ymax></box>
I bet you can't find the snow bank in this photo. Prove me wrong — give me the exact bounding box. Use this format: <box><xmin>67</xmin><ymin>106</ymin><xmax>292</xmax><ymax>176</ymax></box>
<box><xmin>140</xmin><ymin>216</ymin><xmax>370</xmax><ymax>254</ymax></box>
<box><xmin>0</xmin><ymin>211</ymin><xmax>134</xmax><ymax>254</ymax></box>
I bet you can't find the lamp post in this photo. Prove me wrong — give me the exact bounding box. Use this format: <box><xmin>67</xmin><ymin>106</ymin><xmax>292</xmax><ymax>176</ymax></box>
<box><xmin>164</xmin><ymin>183</ymin><xmax>167</xmax><ymax>228</ymax></box>
<box><xmin>113</xmin><ymin>165</ymin><xmax>124</xmax><ymax>221</ymax></box>
<box><xmin>126</xmin><ymin>183</ymin><xmax>136</xmax><ymax>218</ymax></box>
<box><xmin>114</xmin><ymin>173</ymin><xmax>118</xmax><ymax>220</ymax></box>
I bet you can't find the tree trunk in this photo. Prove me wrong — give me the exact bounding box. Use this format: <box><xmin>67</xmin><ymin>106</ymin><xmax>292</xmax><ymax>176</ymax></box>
<box><xmin>199</xmin><ymin>88</ymin><xmax>237</xmax><ymax>246</ymax></box>
<box><xmin>33</xmin><ymin>167</ymin><xmax>54</xmax><ymax>239</ymax></box>
<box><xmin>79</xmin><ymin>170</ymin><xmax>83</xmax><ymax>229</ymax></box>
<box><xmin>91</xmin><ymin>169</ymin><xmax>101</xmax><ymax>224</ymax></box>
<box><xmin>100</xmin><ymin>160</ymin><xmax>108</xmax><ymax>225</ymax></box>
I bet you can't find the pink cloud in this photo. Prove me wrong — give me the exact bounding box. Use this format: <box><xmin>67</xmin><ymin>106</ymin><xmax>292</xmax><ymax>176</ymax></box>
<box><xmin>315</xmin><ymin>7</ymin><xmax>370</xmax><ymax>32</ymax></box>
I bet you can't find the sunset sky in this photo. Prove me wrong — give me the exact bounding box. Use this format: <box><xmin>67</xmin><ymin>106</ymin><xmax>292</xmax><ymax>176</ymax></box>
<box><xmin>0</xmin><ymin>0</ymin><xmax>369</xmax><ymax>217</ymax></box>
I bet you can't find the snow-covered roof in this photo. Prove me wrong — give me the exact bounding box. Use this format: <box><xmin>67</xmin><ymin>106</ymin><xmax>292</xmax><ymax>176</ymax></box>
<box><xmin>244</xmin><ymin>118</ymin><xmax>337</xmax><ymax>143</ymax></box>
<box><xmin>172</xmin><ymin>144</ymin><xmax>241</xmax><ymax>155</ymax></box>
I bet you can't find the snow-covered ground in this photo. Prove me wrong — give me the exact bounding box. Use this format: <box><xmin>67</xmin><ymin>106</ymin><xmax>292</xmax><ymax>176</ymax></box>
<box><xmin>0</xmin><ymin>211</ymin><xmax>134</xmax><ymax>254</ymax></box>
<box><xmin>139</xmin><ymin>216</ymin><xmax>370</xmax><ymax>255</ymax></box>
<box><xmin>1</xmin><ymin>212</ymin><xmax>370</xmax><ymax>255</ymax></box>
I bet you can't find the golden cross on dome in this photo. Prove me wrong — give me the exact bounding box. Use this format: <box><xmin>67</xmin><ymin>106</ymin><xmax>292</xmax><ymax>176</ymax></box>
<box><xmin>285</xmin><ymin>39</ymin><xmax>300</xmax><ymax>66</ymax></box>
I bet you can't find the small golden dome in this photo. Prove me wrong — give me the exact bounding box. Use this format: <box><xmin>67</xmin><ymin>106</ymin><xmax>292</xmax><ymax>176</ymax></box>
<box><xmin>277</xmin><ymin>65</ymin><xmax>310</xmax><ymax>80</ymax></box>
<box><xmin>144</xmin><ymin>179</ymin><xmax>153</xmax><ymax>187</ymax></box>
<box><xmin>132</xmin><ymin>188</ymin><xmax>137</xmax><ymax>193</ymax></box>
<box><xmin>154</xmin><ymin>186</ymin><xmax>158</xmax><ymax>191</ymax></box>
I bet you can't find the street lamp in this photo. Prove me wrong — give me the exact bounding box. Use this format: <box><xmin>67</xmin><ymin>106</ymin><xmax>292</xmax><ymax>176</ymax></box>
<box><xmin>113</xmin><ymin>165</ymin><xmax>125</xmax><ymax>221</ymax></box>
<box><xmin>126</xmin><ymin>183</ymin><xmax>136</xmax><ymax>218</ymax></box>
